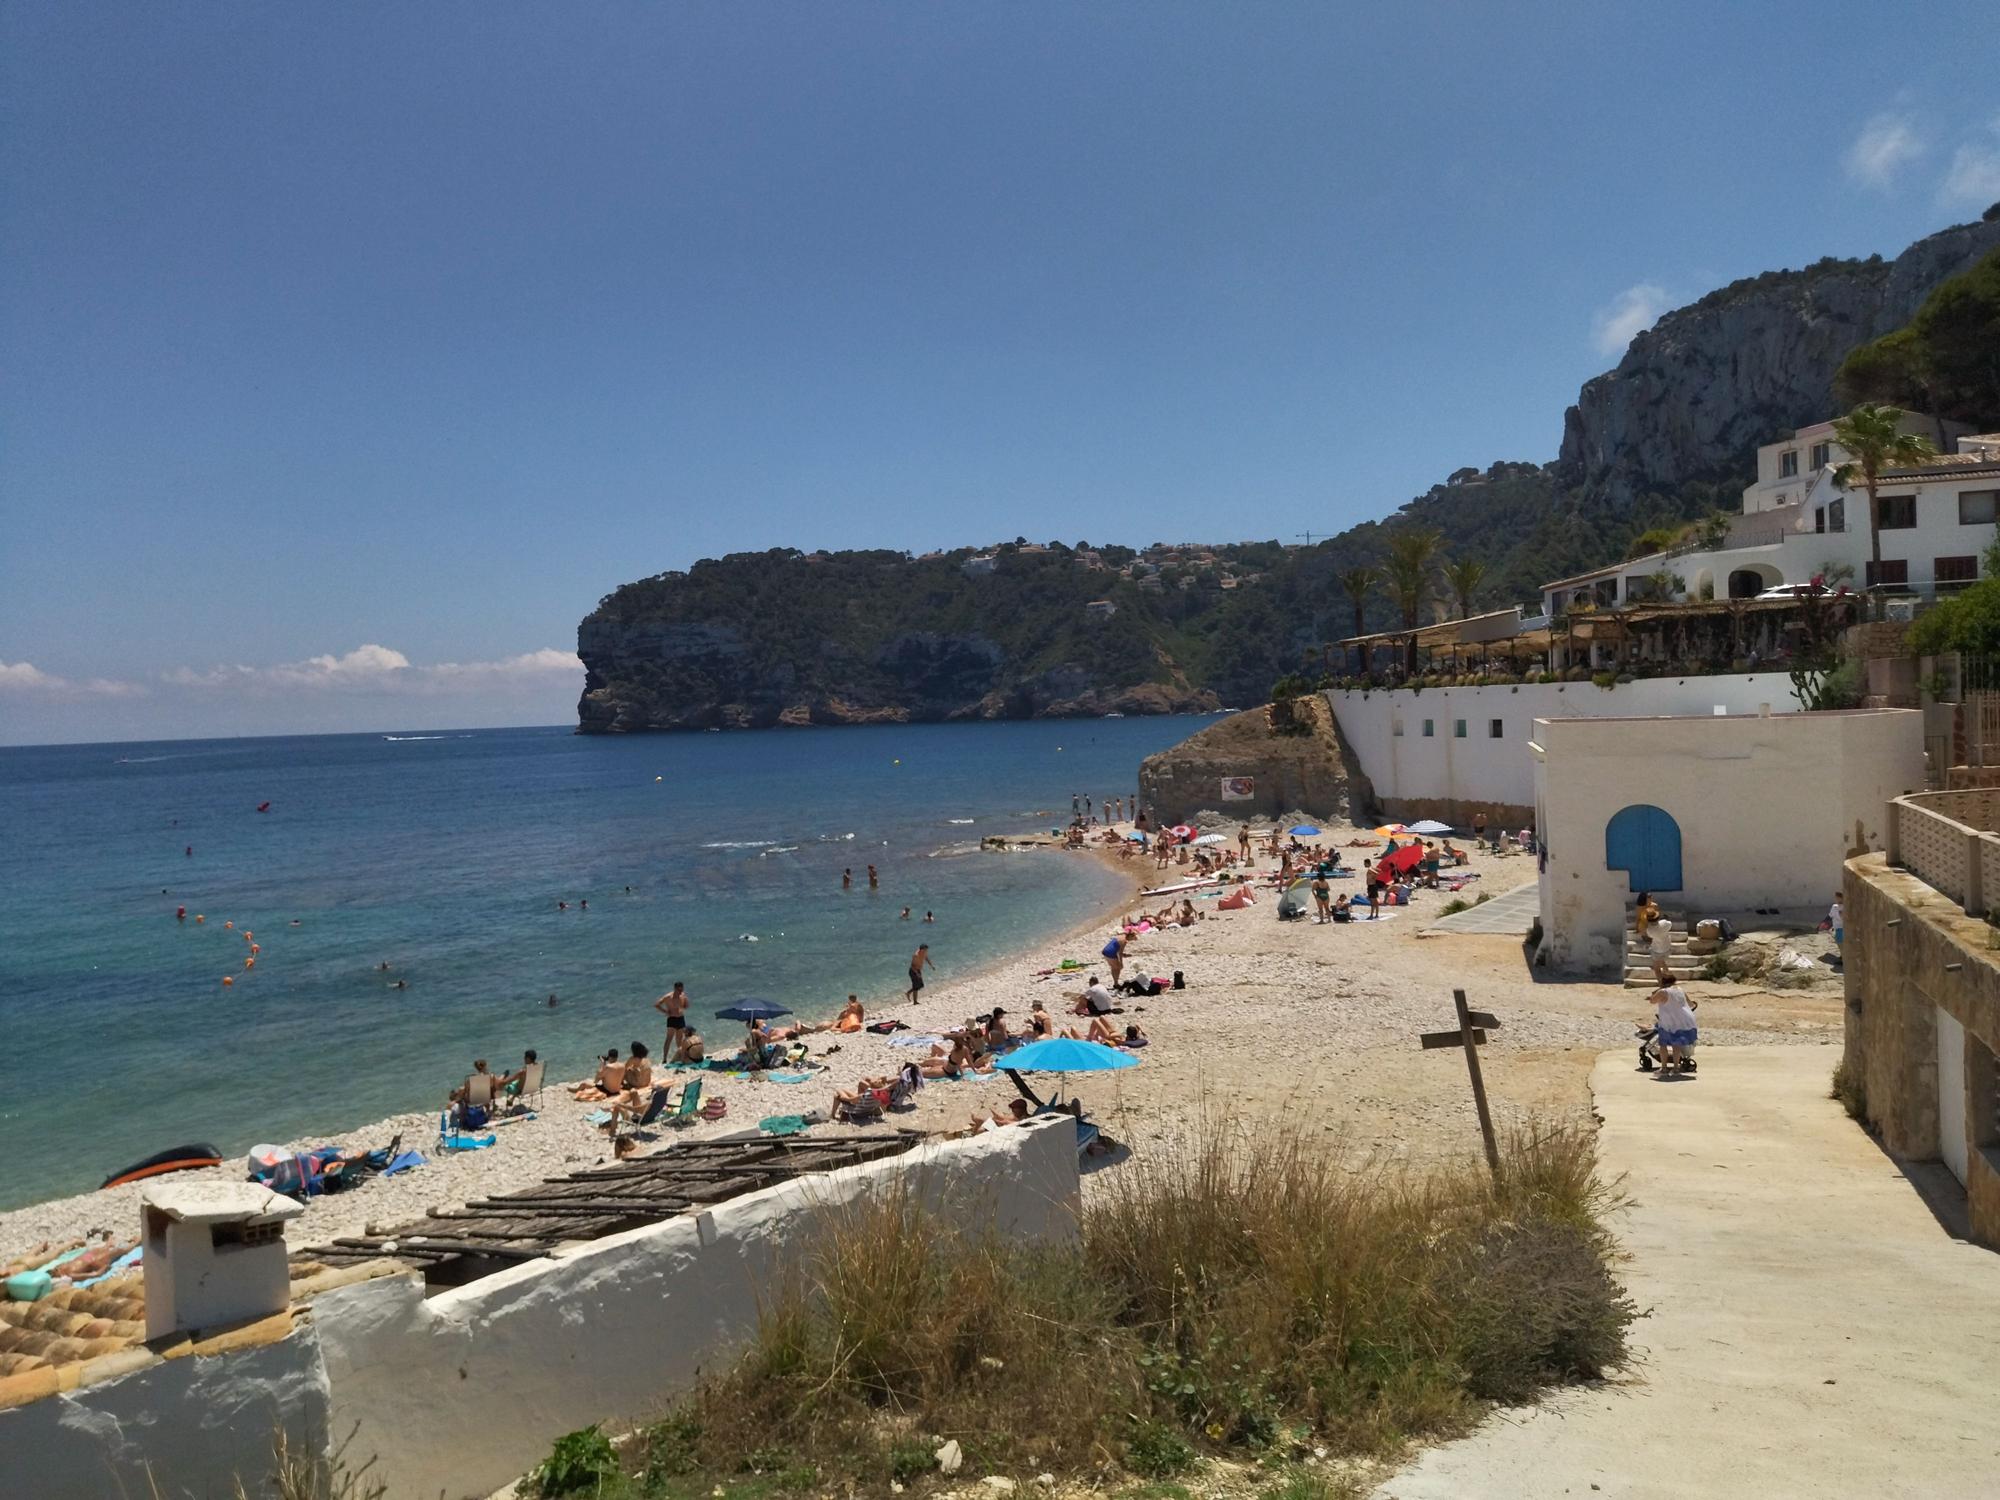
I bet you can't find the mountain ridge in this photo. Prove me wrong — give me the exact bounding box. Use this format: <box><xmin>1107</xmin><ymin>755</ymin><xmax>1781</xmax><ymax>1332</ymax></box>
<box><xmin>577</xmin><ymin>212</ymin><xmax>2000</xmax><ymax>731</ymax></box>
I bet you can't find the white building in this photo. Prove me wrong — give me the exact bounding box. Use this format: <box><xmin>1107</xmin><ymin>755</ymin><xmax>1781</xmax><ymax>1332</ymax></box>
<box><xmin>1531</xmin><ymin>707</ymin><xmax>1924</xmax><ymax>973</ymax></box>
<box><xmin>1739</xmin><ymin>412</ymin><xmax>1968</xmax><ymax>516</ymax></box>
<box><xmin>1541</xmin><ymin>422</ymin><xmax>2000</xmax><ymax>618</ymax></box>
<box><xmin>963</xmin><ymin>553</ymin><xmax>998</xmax><ymax>576</ymax></box>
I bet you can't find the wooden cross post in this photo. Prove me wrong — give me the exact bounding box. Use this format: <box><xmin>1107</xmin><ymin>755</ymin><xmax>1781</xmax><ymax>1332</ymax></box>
<box><xmin>1418</xmin><ymin>989</ymin><xmax>1502</xmax><ymax>1179</ymax></box>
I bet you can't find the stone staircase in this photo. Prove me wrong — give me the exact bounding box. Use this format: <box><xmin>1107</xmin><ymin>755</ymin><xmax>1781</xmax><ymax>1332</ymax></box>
<box><xmin>1624</xmin><ymin>910</ymin><xmax>1719</xmax><ymax>987</ymax></box>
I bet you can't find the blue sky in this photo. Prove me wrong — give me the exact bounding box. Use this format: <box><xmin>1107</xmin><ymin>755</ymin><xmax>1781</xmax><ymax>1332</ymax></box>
<box><xmin>4</xmin><ymin>1</ymin><xmax>1998</xmax><ymax>744</ymax></box>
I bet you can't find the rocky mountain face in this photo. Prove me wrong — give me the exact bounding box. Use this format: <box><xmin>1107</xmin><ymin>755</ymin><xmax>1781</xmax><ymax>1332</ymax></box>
<box><xmin>575</xmin><ymin>549</ymin><xmax>1220</xmax><ymax>732</ymax></box>
<box><xmin>1559</xmin><ymin>217</ymin><xmax>2000</xmax><ymax>509</ymax></box>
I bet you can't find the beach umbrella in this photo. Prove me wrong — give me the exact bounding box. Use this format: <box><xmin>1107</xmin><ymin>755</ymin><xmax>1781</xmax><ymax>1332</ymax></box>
<box><xmin>715</xmin><ymin>998</ymin><xmax>792</xmax><ymax>1022</ymax></box>
<box><xmin>1170</xmin><ymin>824</ymin><xmax>1196</xmax><ymax>839</ymax></box>
<box><xmin>1385</xmin><ymin>842</ymin><xmax>1426</xmax><ymax>874</ymax></box>
<box><xmin>1192</xmin><ymin>833</ymin><xmax>1227</xmax><ymax>846</ymax></box>
<box><xmin>1406</xmin><ymin>819</ymin><xmax>1453</xmax><ymax>836</ymax></box>
<box><xmin>1288</xmin><ymin>824</ymin><xmax>1321</xmax><ymax>836</ymax></box>
<box><xmin>1001</xmin><ymin>1036</ymin><xmax>1138</xmax><ymax>1107</ymax></box>
<box><xmin>1372</xmin><ymin>823</ymin><xmax>1409</xmax><ymax>838</ymax></box>
<box><xmin>1126</xmin><ymin>830</ymin><xmax>1148</xmax><ymax>842</ymax></box>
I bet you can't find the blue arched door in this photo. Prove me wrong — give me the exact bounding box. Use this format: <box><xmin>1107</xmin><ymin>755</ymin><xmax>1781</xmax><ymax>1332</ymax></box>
<box><xmin>1605</xmin><ymin>804</ymin><xmax>1682</xmax><ymax>892</ymax></box>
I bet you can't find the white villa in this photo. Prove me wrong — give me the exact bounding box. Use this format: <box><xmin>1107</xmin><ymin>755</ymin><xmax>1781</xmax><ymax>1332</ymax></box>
<box><xmin>1541</xmin><ymin>415</ymin><xmax>2000</xmax><ymax>617</ymax></box>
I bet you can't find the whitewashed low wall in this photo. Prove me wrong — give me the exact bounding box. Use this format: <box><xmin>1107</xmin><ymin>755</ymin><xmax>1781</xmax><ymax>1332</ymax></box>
<box><xmin>1326</xmin><ymin>674</ymin><xmax>1801</xmax><ymax>821</ymax></box>
<box><xmin>325</xmin><ymin>1119</ymin><xmax>1078</xmax><ymax>1500</ymax></box>
<box><xmin>0</xmin><ymin>1122</ymin><xmax>1080</xmax><ymax>1500</ymax></box>
<box><xmin>0</xmin><ymin>1331</ymin><xmax>330</xmax><ymax>1500</ymax></box>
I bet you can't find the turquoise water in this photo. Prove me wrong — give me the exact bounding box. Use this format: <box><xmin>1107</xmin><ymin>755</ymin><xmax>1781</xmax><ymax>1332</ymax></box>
<box><xmin>0</xmin><ymin>718</ymin><xmax>1201</xmax><ymax>1208</ymax></box>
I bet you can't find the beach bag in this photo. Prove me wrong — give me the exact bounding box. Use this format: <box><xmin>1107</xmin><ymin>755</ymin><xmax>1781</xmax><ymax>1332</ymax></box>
<box><xmin>456</xmin><ymin>1103</ymin><xmax>489</xmax><ymax>1129</ymax></box>
<box><xmin>1172</xmin><ymin>970</ymin><xmax>1185</xmax><ymax>989</ymax></box>
<box><xmin>866</xmin><ymin>1019</ymin><xmax>909</xmax><ymax>1034</ymax></box>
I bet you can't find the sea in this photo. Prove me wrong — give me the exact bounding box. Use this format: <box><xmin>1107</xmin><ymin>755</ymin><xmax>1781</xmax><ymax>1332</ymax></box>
<box><xmin>0</xmin><ymin>717</ymin><xmax>1206</xmax><ymax>1209</ymax></box>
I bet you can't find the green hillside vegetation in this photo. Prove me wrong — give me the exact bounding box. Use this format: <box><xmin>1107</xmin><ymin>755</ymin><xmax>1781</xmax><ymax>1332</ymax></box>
<box><xmin>1837</xmin><ymin>245</ymin><xmax>2000</xmax><ymax>429</ymax></box>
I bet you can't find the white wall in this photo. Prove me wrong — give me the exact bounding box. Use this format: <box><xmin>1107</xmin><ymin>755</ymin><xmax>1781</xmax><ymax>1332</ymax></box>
<box><xmin>0</xmin><ymin>1330</ymin><xmax>330</xmax><ymax>1500</ymax></box>
<box><xmin>0</xmin><ymin>1122</ymin><xmax>1079</xmax><ymax>1500</ymax></box>
<box><xmin>1327</xmin><ymin>674</ymin><xmax>1801</xmax><ymax>818</ymax></box>
<box><xmin>319</xmin><ymin>1120</ymin><xmax>1079</xmax><ymax>1500</ymax></box>
<box><xmin>1532</xmin><ymin>708</ymin><xmax>1925</xmax><ymax>972</ymax></box>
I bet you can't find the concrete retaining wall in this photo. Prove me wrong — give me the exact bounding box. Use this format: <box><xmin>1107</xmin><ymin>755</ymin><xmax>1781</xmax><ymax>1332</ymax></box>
<box><xmin>1326</xmin><ymin>674</ymin><xmax>1801</xmax><ymax>826</ymax></box>
<box><xmin>0</xmin><ymin>1122</ymin><xmax>1080</xmax><ymax>1500</ymax></box>
<box><xmin>1843</xmin><ymin>853</ymin><xmax>2000</xmax><ymax>1250</ymax></box>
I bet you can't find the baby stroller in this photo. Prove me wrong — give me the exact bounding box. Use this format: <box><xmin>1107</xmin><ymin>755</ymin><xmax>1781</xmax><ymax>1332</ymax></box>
<box><xmin>1635</xmin><ymin>1021</ymin><xmax>1697</xmax><ymax>1074</ymax></box>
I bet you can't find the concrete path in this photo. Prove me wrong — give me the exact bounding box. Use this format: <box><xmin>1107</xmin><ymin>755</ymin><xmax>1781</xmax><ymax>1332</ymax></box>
<box><xmin>1423</xmin><ymin>877</ymin><xmax>1538</xmax><ymax>935</ymax></box>
<box><xmin>1374</xmin><ymin>1046</ymin><xmax>2000</xmax><ymax>1500</ymax></box>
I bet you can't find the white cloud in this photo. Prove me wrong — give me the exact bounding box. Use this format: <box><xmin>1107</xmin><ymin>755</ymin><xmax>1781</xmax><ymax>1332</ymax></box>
<box><xmin>163</xmin><ymin>644</ymin><xmax>581</xmax><ymax>696</ymax></box>
<box><xmin>0</xmin><ymin>659</ymin><xmax>142</xmax><ymax>697</ymax></box>
<box><xmin>1941</xmin><ymin>116</ymin><xmax>2000</xmax><ymax>205</ymax></box>
<box><xmin>1591</xmin><ymin>283</ymin><xmax>1670</xmax><ymax>356</ymax></box>
<box><xmin>1845</xmin><ymin>112</ymin><xmax>1926</xmax><ymax>189</ymax></box>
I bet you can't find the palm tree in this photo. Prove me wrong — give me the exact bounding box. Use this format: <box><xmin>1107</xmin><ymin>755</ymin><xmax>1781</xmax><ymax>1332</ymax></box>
<box><xmin>1336</xmin><ymin>565</ymin><xmax>1378</xmax><ymax>673</ymax></box>
<box><xmin>1831</xmin><ymin>403</ymin><xmax>1936</xmax><ymax>591</ymax></box>
<box><xmin>1383</xmin><ymin>528</ymin><xmax>1444</xmax><ymax>674</ymax></box>
<box><xmin>1442</xmin><ymin>557</ymin><xmax>1488</xmax><ymax>620</ymax></box>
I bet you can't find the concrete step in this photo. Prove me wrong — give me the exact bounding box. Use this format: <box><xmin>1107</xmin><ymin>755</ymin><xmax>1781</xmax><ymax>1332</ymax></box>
<box><xmin>1625</xmin><ymin>964</ymin><xmax>1707</xmax><ymax>987</ymax></box>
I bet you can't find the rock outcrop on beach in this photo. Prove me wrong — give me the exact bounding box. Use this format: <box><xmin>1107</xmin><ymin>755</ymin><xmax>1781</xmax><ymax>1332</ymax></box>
<box><xmin>1137</xmin><ymin>696</ymin><xmax>1366</xmax><ymax>826</ymax></box>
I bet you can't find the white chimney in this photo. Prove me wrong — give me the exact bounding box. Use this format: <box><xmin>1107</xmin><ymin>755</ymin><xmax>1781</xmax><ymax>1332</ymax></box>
<box><xmin>141</xmin><ymin>1182</ymin><xmax>304</xmax><ymax>1341</ymax></box>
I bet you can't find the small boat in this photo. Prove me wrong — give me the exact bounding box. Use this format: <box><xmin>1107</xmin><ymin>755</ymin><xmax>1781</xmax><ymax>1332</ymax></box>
<box><xmin>100</xmin><ymin>1143</ymin><xmax>224</xmax><ymax>1191</ymax></box>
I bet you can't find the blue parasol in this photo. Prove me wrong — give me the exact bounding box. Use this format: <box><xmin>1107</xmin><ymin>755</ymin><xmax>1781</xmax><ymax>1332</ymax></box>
<box><xmin>1002</xmin><ymin>1036</ymin><xmax>1136</xmax><ymax>1108</ymax></box>
<box><xmin>1288</xmin><ymin>823</ymin><xmax>1321</xmax><ymax>836</ymax></box>
<box><xmin>1001</xmin><ymin>1037</ymin><xmax>1139</xmax><ymax>1073</ymax></box>
<box><xmin>715</xmin><ymin>998</ymin><xmax>792</xmax><ymax>1022</ymax></box>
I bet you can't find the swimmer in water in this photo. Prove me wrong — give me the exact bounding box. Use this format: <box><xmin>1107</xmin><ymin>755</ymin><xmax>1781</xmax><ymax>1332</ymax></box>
<box><xmin>579</xmin><ymin>898</ymin><xmax>587</xmax><ymax>911</ymax></box>
<box><xmin>290</xmin><ymin>919</ymin><xmax>301</xmax><ymax>926</ymax></box>
<box><xmin>843</xmin><ymin>868</ymin><xmax>853</xmax><ymax>890</ymax></box>
<box><xmin>925</xmin><ymin>910</ymin><xmax>935</xmax><ymax>923</ymax></box>
<box><xmin>391</xmin><ymin>979</ymin><xmax>408</xmax><ymax>990</ymax></box>
<box><xmin>557</xmin><ymin>900</ymin><xmax>567</xmax><ymax>911</ymax></box>
<box><xmin>185</xmin><ymin>846</ymin><xmax>192</xmax><ymax>857</ymax></box>
<box><xmin>547</xmin><ymin>993</ymin><xmax>559</xmax><ymax>1007</ymax></box>
<box><xmin>900</xmin><ymin>906</ymin><xmax>912</xmax><ymax>920</ymax></box>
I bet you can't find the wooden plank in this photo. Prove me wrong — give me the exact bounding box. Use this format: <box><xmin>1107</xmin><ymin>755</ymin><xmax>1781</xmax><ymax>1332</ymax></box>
<box><xmin>1453</xmin><ymin>988</ymin><xmax>1501</xmax><ymax>1178</ymax></box>
<box><xmin>1420</xmin><ymin>1028</ymin><xmax>1485</xmax><ymax>1049</ymax></box>
<box><xmin>1464</xmin><ymin>1010</ymin><xmax>1503</xmax><ymax>1030</ymax></box>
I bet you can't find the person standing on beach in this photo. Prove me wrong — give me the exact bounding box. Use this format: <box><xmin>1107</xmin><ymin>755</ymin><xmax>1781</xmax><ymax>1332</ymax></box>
<box><xmin>655</xmin><ymin>981</ymin><xmax>689</xmax><ymax>1055</ymax></box>
<box><xmin>1101</xmin><ymin>931</ymin><xmax>1129</xmax><ymax>986</ymax></box>
<box><xmin>1073</xmin><ymin>793</ymin><xmax>1081</xmax><ymax>817</ymax></box>
<box><xmin>907</xmin><ymin>942</ymin><xmax>934</xmax><ymax>1002</ymax></box>
<box><xmin>1473</xmin><ymin>809</ymin><xmax>1488</xmax><ymax>845</ymax></box>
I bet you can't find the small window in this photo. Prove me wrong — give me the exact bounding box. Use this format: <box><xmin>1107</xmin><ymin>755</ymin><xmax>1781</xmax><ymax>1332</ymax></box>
<box><xmin>1810</xmin><ymin>441</ymin><xmax>1831</xmax><ymax>468</ymax></box>
<box><xmin>1814</xmin><ymin>506</ymin><xmax>1825</xmax><ymax>534</ymax></box>
<box><xmin>1453</xmin><ymin>719</ymin><xmax>1467</xmax><ymax>739</ymax></box>
<box><xmin>1421</xmin><ymin>719</ymin><xmax>1434</xmax><ymax>738</ymax></box>
<box><xmin>1936</xmin><ymin>555</ymin><xmax>1978</xmax><ymax>588</ymax></box>
<box><xmin>1489</xmin><ymin>719</ymin><xmax>1504</xmax><ymax>739</ymax></box>
<box><xmin>1961</xmin><ymin>490</ymin><xmax>1998</xmax><ymax>526</ymax></box>
<box><xmin>1866</xmin><ymin>559</ymin><xmax>1910</xmax><ymax>588</ymax></box>
<box><xmin>1391</xmin><ymin>718</ymin><xmax>1404</xmax><ymax>737</ymax></box>
<box><xmin>1829</xmin><ymin>497</ymin><xmax>1845</xmax><ymax>533</ymax></box>
<box><xmin>1779</xmin><ymin>451</ymin><xmax>1799</xmax><ymax>478</ymax></box>
<box><xmin>1878</xmin><ymin>495</ymin><xmax>1916</xmax><ymax>530</ymax></box>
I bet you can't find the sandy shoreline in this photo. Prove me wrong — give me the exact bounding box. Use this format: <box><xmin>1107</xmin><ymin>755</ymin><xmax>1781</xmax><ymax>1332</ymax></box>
<box><xmin>0</xmin><ymin>828</ymin><xmax>1846</xmax><ymax>1263</ymax></box>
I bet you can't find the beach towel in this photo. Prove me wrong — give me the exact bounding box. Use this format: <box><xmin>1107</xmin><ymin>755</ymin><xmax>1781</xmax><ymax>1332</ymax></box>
<box><xmin>762</xmin><ymin>1072</ymin><xmax>816</xmax><ymax>1084</ymax></box>
<box><xmin>72</xmin><ymin>1246</ymin><xmax>144</xmax><ymax>1289</ymax></box>
<box><xmin>583</xmin><ymin>1110</ymin><xmax>612</xmax><ymax>1125</ymax></box>
<box><xmin>759</xmin><ymin>1115</ymin><xmax>810</xmax><ymax>1136</ymax></box>
<box><xmin>888</xmin><ymin>1034</ymin><xmax>947</xmax><ymax>1048</ymax></box>
<box><xmin>381</xmin><ymin>1150</ymin><xmax>427</xmax><ymax>1177</ymax></box>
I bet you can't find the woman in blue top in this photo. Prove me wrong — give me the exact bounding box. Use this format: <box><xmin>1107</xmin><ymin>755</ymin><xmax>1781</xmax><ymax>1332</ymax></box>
<box><xmin>1101</xmin><ymin>931</ymin><xmax>1129</xmax><ymax>987</ymax></box>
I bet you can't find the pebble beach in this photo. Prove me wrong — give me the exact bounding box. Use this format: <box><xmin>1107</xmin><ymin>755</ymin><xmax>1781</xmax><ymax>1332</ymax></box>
<box><xmin>0</xmin><ymin>828</ymin><xmax>1845</xmax><ymax>1265</ymax></box>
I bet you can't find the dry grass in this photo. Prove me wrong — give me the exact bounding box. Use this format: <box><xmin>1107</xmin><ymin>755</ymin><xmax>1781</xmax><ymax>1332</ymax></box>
<box><xmin>582</xmin><ymin>1118</ymin><xmax>1633</xmax><ymax>1497</ymax></box>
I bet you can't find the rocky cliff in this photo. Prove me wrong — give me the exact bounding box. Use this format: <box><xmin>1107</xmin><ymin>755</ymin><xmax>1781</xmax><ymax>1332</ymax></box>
<box><xmin>1558</xmin><ymin>217</ymin><xmax>2000</xmax><ymax>509</ymax></box>
<box><xmin>1136</xmin><ymin>697</ymin><xmax>1366</xmax><ymax>826</ymax></box>
<box><xmin>576</xmin><ymin>548</ymin><xmax>1220</xmax><ymax>732</ymax></box>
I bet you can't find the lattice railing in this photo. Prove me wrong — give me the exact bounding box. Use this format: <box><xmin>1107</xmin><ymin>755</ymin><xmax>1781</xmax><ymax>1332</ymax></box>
<box><xmin>1891</xmin><ymin>791</ymin><xmax>2000</xmax><ymax>916</ymax></box>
